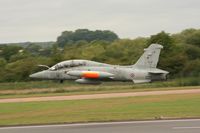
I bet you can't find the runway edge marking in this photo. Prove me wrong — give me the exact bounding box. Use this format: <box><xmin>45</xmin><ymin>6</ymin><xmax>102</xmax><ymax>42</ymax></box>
<box><xmin>1</xmin><ymin>119</ymin><xmax>200</xmax><ymax>130</ymax></box>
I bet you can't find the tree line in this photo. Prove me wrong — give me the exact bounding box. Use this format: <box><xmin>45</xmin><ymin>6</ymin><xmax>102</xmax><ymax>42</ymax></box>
<box><xmin>0</xmin><ymin>29</ymin><xmax>199</xmax><ymax>82</ymax></box>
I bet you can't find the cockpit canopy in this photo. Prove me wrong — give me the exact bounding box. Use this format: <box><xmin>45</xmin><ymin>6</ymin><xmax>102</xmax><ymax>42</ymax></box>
<box><xmin>49</xmin><ymin>60</ymin><xmax>109</xmax><ymax>71</ymax></box>
<box><xmin>49</xmin><ymin>60</ymin><xmax>87</xmax><ymax>71</ymax></box>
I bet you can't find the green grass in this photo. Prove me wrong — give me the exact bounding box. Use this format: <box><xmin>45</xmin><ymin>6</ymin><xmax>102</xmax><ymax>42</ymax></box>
<box><xmin>0</xmin><ymin>86</ymin><xmax>199</xmax><ymax>99</ymax></box>
<box><xmin>0</xmin><ymin>81</ymin><xmax>78</xmax><ymax>90</ymax></box>
<box><xmin>0</xmin><ymin>77</ymin><xmax>199</xmax><ymax>99</ymax></box>
<box><xmin>0</xmin><ymin>77</ymin><xmax>199</xmax><ymax>91</ymax></box>
<box><xmin>0</xmin><ymin>93</ymin><xmax>200</xmax><ymax>126</ymax></box>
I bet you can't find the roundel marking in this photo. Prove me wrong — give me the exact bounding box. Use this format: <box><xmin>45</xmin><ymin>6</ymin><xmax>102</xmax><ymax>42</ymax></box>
<box><xmin>130</xmin><ymin>73</ymin><xmax>135</xmax><ymax>78</ymax></box>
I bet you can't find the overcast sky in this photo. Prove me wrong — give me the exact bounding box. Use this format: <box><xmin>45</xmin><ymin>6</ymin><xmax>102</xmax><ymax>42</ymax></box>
<box><xmin>0</xmin><ymin>0</ymin><xmax>200</xmax><ymax>43</ymax></box>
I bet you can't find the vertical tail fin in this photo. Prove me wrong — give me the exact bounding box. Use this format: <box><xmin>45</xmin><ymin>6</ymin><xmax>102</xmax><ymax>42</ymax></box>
<box><xmin>134</xmin><ymin>44</ymin><xmax>163</xmax><ymax>68</ymax></box>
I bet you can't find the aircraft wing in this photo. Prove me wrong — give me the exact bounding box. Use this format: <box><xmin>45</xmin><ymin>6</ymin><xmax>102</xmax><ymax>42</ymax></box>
<box><xmin>148</xmin><ymin>69</ymin><xmax>169</xmax><ymax>74</ymax></box>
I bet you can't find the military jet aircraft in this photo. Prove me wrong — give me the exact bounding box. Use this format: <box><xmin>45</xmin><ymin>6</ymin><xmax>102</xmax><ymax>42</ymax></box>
<box><xmin>29</xmin><ymin>44</ymin><xmax>169</xmax><ymax>84</ymax></box>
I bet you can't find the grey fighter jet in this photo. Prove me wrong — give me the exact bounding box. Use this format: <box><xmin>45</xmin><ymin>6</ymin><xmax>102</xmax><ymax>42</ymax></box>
<box><xmin>30</xmin><ymin>44</ymin><xmax>169</xmax><ymax>84</ymax></box>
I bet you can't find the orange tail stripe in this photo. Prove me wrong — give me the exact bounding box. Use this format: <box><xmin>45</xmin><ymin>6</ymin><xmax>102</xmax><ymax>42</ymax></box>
<box><xmin>82</xmin><ymin>72</ymin><xmax>99</xmax><ymax>78</ymax></box>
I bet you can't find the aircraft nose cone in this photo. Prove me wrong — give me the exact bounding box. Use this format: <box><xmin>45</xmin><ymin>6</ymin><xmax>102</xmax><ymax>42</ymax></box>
<box><xmin>29</xmin><ymin>71</ymin><xmax>48</xmax><ymax>79</ymax></box>
<box><xmin>29</xmin><ymin>73</ymin><xmax>35</xmax><ymax>78</ymax></box>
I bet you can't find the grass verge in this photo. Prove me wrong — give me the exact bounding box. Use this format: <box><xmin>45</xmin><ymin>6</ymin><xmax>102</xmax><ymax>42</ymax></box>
<box><xmin>0</xmin><ymin>86</ymin><xmax>199</xmax><ymax>99</ymax></box>
<box><xmin>0</xmin><ymin>77</ymin><xmax>199</xmax><ymax>99</ymax></box>
<box><xmin>0</xmin><ymin>93</ymin><xmax>200</xmax><ymax>126</ymax></box>
<box><xmin>0</xmin><ymin>77</ymin><xmax>199</xmax><ymax>91</ymax></box>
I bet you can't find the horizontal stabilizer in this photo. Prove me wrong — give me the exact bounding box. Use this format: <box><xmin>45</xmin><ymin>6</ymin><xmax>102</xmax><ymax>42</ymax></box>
<box><xmin>148</xmin><ymin>69</ymin><xmax>169</xmax><ymax>74</ymax></box>
<box><xmin>148</xmin><ymin>69</ymin><xmax>169</xmax><ymax>81</ymax></box>
<box><xmin>133</xmin><ymin>80</ymin><xmax>151</xmax><ymax>84</ymax></box>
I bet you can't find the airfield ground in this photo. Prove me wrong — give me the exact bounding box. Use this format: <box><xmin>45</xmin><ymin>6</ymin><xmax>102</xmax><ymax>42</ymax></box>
<box><xmin>0</xmin><ymin>85</ymin><xmax>200</xmax><ymax>99</ymax></box>
<box><xmin>0</xmin><ymin>80</ymin><xmax>199</xmax><ymax>126</ymax></box>
<box><xmin>0</xmin><ymin>88</ymin><xmax>200</xmax><ymax>103</ymax></box>
<box><xmin>0</xmin><ymin>79</ymin><xmax>199</xmax><ymax>99</ymax></box>
<box><xmin>0</xmin><ymin>88</ymin><xmax>200</xmax><ymax>126</ymax></box>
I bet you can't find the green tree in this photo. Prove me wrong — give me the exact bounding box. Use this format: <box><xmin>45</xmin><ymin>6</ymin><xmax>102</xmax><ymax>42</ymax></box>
<box><xmin>0</xmin><ymin>45</ymin><xmax>23</xmax><ymax>61</ymax></box>
<box><xmin>185</xmin><ymin>45</ymin><xmax>200</xmax><ymax>60</ymax></box>
<box><xmin>186</xmin><ymin>30</ymin><xmax>200</xmax><ymax>47</ymax></box>
<box><xmin>3</xmin><ymin>57</ymin><xmax>52</xmax><ymax>82</ymax></box>
<box><xmin>148</xmin><ymin>31</ymin><xmax>173</xmax><ymax>51</ymax></box>
<box><xmin>51</xmin><ymin>44</ymin><xmax>64</xmax><ymax>63</ymax></box>
<box><xmin>0</xmin><ymin>58</ymin><xmax>7</xmax><ymax>67</ymax></box>
<box><xmin>183</xmin><ymin>59</ymin><xmax>200</xmax><ymax>76</ymax></box>
<box><xmin>57</xmin><ymin>29</ymin><xmax>118</xmax><ymax>47</ymax></box>
<box><xmin>26</xmin><ymin>43</ymin><xmax>42</xmax><ymax>54</ymax></box>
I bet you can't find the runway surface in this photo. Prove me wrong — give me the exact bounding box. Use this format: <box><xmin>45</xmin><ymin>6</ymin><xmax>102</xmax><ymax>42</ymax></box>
<box><xmin>0</xmin><ymin>119</ymin><xmax>200</xmax><ymax>133</ymax></box>
<box><xmin>0</xmin><ymin>89</ymin><xmax>200</xmax><ymax>103</ymax></box>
